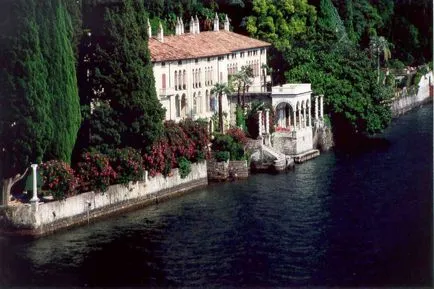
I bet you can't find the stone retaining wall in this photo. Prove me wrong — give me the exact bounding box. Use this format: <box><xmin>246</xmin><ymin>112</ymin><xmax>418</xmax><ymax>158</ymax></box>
<box><xmin>207</xmin><ymin>160</ymin><xmax>249</xmax><ymax>181</ymax></box>
<box><xmin>0</xmin><ymin>161</ymin><xmax>207</xmax><ymax>236</ymax></box>
<box><xmin>391</xmin><ymin>71</ymin><xmax>433</xmax><ymax>117</ymax></box>
<box><xmin>228</xmin><ymin>160</ymin><xmax>249</xmax><ymax>179</ymax></box>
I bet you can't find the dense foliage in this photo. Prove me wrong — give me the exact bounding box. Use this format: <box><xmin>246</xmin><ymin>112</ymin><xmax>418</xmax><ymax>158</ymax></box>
<box><xmin>212</xmin><ymin>128</ymin><xmax>247</xmax><ymax>161</ymax></box>
<box><xmin>109</xmin><ymin>147</ymin><xmax>145</xmax><ymax>186</ymax></box>
<box><xmin>0</xmin><ymin>0</ymin><xmax>80</xmax><ymax>186</ymax></box>
<box><xmin>40</xmin><ymin>160</ymin><xmax>79</xmax><ymax>200</ymax></box>
<box><xmin>87</xmin><ymin>0</ymin><xmax>165</xmax><ymax>152</ymax></box>
<box><xmin>76</xmin><ymin>152</ymin><xmax>117</xmax><ymax>193</ymax></box>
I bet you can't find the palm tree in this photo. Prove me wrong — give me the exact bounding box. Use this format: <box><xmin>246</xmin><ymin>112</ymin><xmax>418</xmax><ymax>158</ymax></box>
<box><xmin>261</xmin><ymin>63</ymin><xmax>270</xmax><ymax>92</ymax></box>
<box><xmin>211</xmin><ymin>82</ymin><xmax>233</xmax><ymax>133</ymax></box>
<box><xmin>369</xmin><ymin>36</ymin><xmax>392</xmax><ymax>83</ymax></box>
<box><xmin>230</xmin><ymin>66</ymin><xmax>253</xmax><ymax>108</ymax></box>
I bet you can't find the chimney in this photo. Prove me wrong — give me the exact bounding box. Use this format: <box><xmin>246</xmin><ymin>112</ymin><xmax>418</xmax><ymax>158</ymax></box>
<box><xmin>213</xmin><ymin>13</ymin><xmax>219</xmax><ymax>31</ymax></box>
<box><xmin>224</xmin><ymin>14</ymin><xmax>230</xmax><ymax>31</ymax></box>
<box><xmin>157</xmin><ymin>22</ymin><xmax>164</xmax><ymax>42</ymax></box>
<box><xmin>189</xmin><ymin>16</ymin><xmax>195</xmax><ymax>34</ymax></box>
<box><xmin>195</xmin><ymin>15</ymin><xmax>200</xmax><ymax>34</ymax></box>
<box><xmin>175</xmin><ymin>17</ymin><xmax>180</xmax><ymax>35</ymax></box>
<box><xmin>147</xmin><ymin>18</ymin><xmax>152</xmax><ymax>37</ymax></box>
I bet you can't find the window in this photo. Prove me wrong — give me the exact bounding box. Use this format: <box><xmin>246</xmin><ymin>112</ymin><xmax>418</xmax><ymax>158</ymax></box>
<box><xmin>183</xmin><ymin>70</ymin><xmax>186</xmax><ymax>89</ymax></box>
<box><xmin>198</xmin><ymin>68</ymin><xmax>201</xmax><ymax>87</ymax></box>
<box><xmin>178</xmin><ymin>70</ymin><xmax>182</xmax><ymax>90</ymax></box>
<box><xmin>162</xmin><ymin>73</ymin><xmax>166</xmax><ymax>89</ymax></box>
<box><xmin>162</xmin><ymin>62</ymin><xmax>166</xmax><ymax>67</ymax></box>
<box><xmin>192</xmin><ymin>69</ymin><xmax>195</xmax><ymax>88</ymax></box>
<box><xmin>195</xmin><ymin>58</ymin><xmax>199</xmax><ymax>64</ymax></box>
<box><xmin>261</xmin><ymin>48</ymin><xmax>265</xmax><ymax>54</ymax></box>
<box><xmin>175</xmin><ymin>95</ymin><xmax>180</xmax><ymax>117</ymax></box>
<box><xmin>193</xmin><ymin>93</ymin><xmax>197</xmax><ymax>115</ymax></box>
<box><xmin>174</xmin><ymin>71</ymin><xmax>178</xmax><ymax>90</ymax></box>
<box><xmin>178</xmin><ymin>60</ymin><xmax>182</xmax><ymax>65</ymax></box>
<box><xmin>240</xmin><ymin>52</ymin><xmax>244</xmax><ymax>58</ymax></box>
<box><xmin>207</xmin><ymin>57</ymin><xmax>211</xmax><ymax>62</ymax></box>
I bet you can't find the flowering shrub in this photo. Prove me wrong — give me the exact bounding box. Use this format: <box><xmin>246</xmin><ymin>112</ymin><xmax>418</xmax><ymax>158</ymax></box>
<box><xmin>40</xmin><ymin>160</ymin><xmax>79</xmax><ymax>200</ymax></box>
<box><xmin>109</xmin><ymin>147</ymin><xmax>144</xmax><ymax>186</ymax></box>
<box><xmin>179</xmin><ymin>119</ymin><xmax>211</xmax><ymax>161</ymax></box>
<box><xmin>143</xmin><ymin>138</ymin><xmax>173</xmax><ymax>177</ymax></box>
<box><xmin>226</xmin><ymin>127</ymin><xmax>248</xmax><ymax>146</ymax></box>
<box><xmin>76</xmin><ymin>152</ymin><xmax>117</xmax><ymax>193</ymax></box>
<box><xmin>165</xmin><ymin>121</ymin><xmax>195</xmax><ymax>164</ymax></box>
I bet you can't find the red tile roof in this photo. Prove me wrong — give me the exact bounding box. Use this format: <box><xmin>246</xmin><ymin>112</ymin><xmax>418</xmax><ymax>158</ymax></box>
<box><xmin>148</xmin><ymin>30</ymin><xmax>271</xmax><ymax>62</ymax></box>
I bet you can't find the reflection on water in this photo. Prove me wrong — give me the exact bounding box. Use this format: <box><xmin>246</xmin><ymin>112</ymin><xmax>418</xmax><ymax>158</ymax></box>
<box><xmin>0</xmin><ymin>105</ymin><xmax>432</xmax><ymax>287</ymax></box>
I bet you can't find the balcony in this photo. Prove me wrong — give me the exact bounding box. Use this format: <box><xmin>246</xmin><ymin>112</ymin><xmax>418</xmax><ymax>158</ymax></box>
<box><xmin>159</xmin><ymin>87</ymin><xmax>176</xmax><ymax>97</ymax></box>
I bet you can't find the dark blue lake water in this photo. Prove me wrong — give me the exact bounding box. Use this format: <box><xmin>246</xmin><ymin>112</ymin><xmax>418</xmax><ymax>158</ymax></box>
<box><xmin>0</xmin><ymin>105</ymin><xmax>432</xmax><ymax>287</ymax></box>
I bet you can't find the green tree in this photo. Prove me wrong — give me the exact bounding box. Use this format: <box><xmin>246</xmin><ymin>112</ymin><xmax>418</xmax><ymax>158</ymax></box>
<box><xmin>369</xmin><ymin>35</ymin><xmax>392</xmax><ymax>83</ymax></box>
<box><xmin>0</xmin><ymin>0</ymin><xmax>53</xmax><ymax>201</ymax></box>
<box><xmin>230</xmin><ymin>65</ymin><xmax>253</xmax><ymax>108</ymax></box>
<box><xmin>92</xmin><ymin>0</ymin><xmax>165</xmax><ymax>152</ymax></box>
<box><xmin>37</xmin><ymin>0</ymin><xmax>81</xmax><ymax>163</ymax></box>
<box><xmin>211</xmin><ymin>83</ymin><xmax>233</xmax><ymax>133</ymax></box>
<box><xmin>285</xmin><ymin>29</ymin><xmax>392</xmax><ymax>138</ymax></box>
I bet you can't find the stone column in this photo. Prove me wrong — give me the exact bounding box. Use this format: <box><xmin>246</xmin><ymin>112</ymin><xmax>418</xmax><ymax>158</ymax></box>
<box><xmin>264</xmin><ymin>108</ymin><xmax>270</xmax><ymax>134</ymax></box>
<box><xmin>314</xmin><ymin>95</ymin><xmax>318</xmax><ymax>120</ymax></box>
<box><xmin>308</xmin><ymin>100</ymin><xmax>311</xmax><ymax>127</ymax></box>
<box><xmin>30</xmin><ymin>164</ymin><xmax>39</xmax><ymax>203</ymax></box>
<box><xmin>303</xmin><ymin>103</ymin><xmax>307</xmax><ymax>128</ymax></box>
<box><xmin>320</xmin><ymin>95</ymin><xmax>324</xmax><ymax>119</ymax></box>
<box><xmin>258</xmin><ymin>110</ymin><xmax>263</xmax><ymax>136</ymax></box>
<box><xmin>292</xmin><ymin>107</ymin><xmax>296</xmax><ymax>130</ymax></box>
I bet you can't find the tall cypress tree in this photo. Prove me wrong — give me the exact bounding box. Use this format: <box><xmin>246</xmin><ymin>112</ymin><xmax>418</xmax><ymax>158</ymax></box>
<box><xmin>92</xmin><ymin>0</ymin><xmax>165</xmax><ymax>152</ymax></box>
<box><xmin>0</xmin><ymin>0</ymin><xmax>54</xmax><ymax>198</ymax></box>
<box><xmin>36</xmin><ymin>0</ymin><xmax>81</xmax><ymax>163</ymax></box>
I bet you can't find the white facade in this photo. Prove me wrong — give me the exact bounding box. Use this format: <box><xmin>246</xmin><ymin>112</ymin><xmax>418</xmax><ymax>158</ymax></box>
<box><xmin>148</xmin><ymin>16</ymin><xmax>270</xmax><ymax>123</ymax></box>
<box><xmin>152</xmin><ymin>49</ymin><xmax>269</xmax><ymax>121</ymax></box>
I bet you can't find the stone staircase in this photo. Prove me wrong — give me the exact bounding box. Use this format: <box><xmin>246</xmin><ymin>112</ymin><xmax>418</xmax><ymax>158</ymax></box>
<box><xmin>260</xmin><ymin>144</ymin><xmax>294</xmax><ymax>172</ymax></box>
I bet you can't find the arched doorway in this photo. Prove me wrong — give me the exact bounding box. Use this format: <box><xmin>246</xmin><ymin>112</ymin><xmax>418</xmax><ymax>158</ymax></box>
<box><xmin>175</xmin><ymin>94</ymin><xmax>180</xmax><ymax>118</ymax></box>
<box><xmin>181</xmin><ymin>94</ymin><xmax>187</xmax><ymax>118</ymax></box>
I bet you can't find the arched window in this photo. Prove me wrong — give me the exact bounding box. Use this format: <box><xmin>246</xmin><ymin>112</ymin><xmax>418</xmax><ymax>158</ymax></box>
<box><xmin>174</xmin><ymin>71</ymin><xmax>178</xmax><ymax>91</ymax></box>
<box><xmin>192</xmin><ymin>69</ymin><xmax>195</xmax><ymax>88</ymax></box>
<box><xmin>198</xmin><ymin>68</ymin><xmax>201</xmax><ymax>87</ymax></box>
<box><xmin>197</xmin><ymin>91</ymin><xmax>202</xmax><ymax>113</ymax></box>
<box><xmin>178</xmin><ymin>70</ymin><xmax>182</xmax><ymax>90</ymax></box>
<box><xmin>183</xmin><ymin>70</ymin><xmax>186</xmax><ymax>89</ymax></box>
